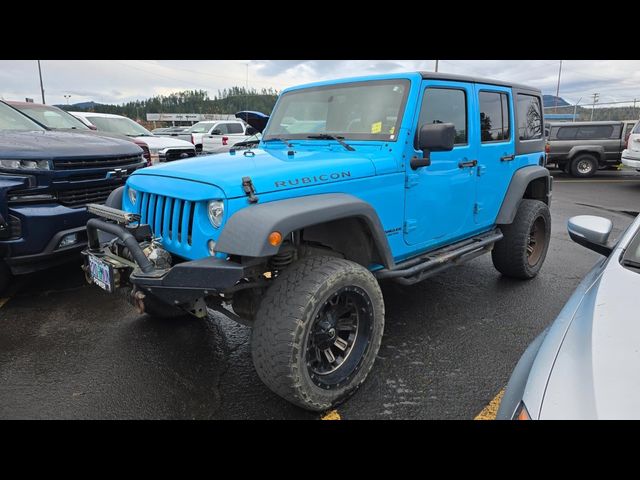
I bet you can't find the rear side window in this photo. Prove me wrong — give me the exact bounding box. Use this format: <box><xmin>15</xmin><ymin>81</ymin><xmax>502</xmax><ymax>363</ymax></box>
<box><xmin>213</xmin><ymin>123</ymin><xmax>229</xmax><ymax>134</ymax></box>
<box><xmin>556</xmin><ymin>126</ymin><xmax>578</xmax><ymax>140</ymax></box>
<box><xmin>633</xmin><ymin>122</ymin><xmax>640</xmax><ymax>134</ymax></box>
<box><xmin>479</xmin><ymin>91</ymin><xmax>510</xmax><ymax>142</ymax></box>
<box><xmin>516</xmin><ymin>94</ymin><xmax>543</xmax><ymax>141</ymax></box>
<box><xmin>575</xmin><ymin>125</ymin><xmax>614</xmax><ymax>140</ymax></box>
<box><xmin>227</xmin><ymin>123</ymin><xmax>244</xmax><ymax>134</ymax></box>
<box><xmin>418</xmin><ymin>88</ymin><xmax>467</xmax><ymax>145</ymax></box>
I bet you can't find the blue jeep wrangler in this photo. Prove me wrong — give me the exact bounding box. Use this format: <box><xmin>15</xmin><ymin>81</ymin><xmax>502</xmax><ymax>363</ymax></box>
<box><xmin>83</xmin><ymin>72</ymin><xmax>551</xmax><ymax>410</ymax></box>
<box><xmin>0</xmin><ymin>101</ymin><xmax>145</xmax><ymax>292</ymax></box>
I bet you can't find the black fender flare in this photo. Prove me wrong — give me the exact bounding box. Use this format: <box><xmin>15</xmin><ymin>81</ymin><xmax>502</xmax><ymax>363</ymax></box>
<box><xmin>216</xmin><ymin>193</ymin><xmax>395</xmax><ymax>268</ymax></box>
<box><xmin>495</xmin><ymin>166</ymin><xmax>551</xmax><ymax>225</ymax></box>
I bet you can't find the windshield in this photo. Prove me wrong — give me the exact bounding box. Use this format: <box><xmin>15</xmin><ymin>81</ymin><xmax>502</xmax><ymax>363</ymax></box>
<box><xmin>18</xmin><ymin>105</ymin><xmax>89</xmax><ymax>130</ymax></box>
<box><xmin>0</xmin><ymin>102</ymin><xmax>46</xmax><ymax>131</ymax></box>
<box><xmin>622</xmin><ymin>226</ymin><xmax>640</xmax><ymax>273</ymax></box>
<box><xmin>186</xmin><ymin>122</ymin><xmax>215</xmax><ymax>134</ymax></box>
<box><xmin>264</xmin><ymin>79</ymin><xmax>410</xmax><ymax>142</ymax></box>
<box><xmin>86</xmin><ymin>115</ymin><xmax>152</xmax><ymax>136</ymax></box>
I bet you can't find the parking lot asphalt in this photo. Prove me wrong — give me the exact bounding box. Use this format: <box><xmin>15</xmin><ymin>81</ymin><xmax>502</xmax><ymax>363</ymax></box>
<box><xmin>1</xmin><ymin>169</ymin><xmax>638</xmax><ymax>420</ymax></box>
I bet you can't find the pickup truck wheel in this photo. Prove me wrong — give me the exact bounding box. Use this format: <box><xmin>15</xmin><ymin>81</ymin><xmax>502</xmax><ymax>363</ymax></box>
<box><xmin>0</xmin><ymin>260</ymin><xmax>12</xmax><ymax>294</ymax></box>
<box><xmin>492</xmin><ymin>199</ymin><xmax>551</xmax><ymax>280</ymax></box>
<box><xmin>570</xmin><ymin>154</ymin><xmax>598</xmax><ymax>178</ymax></box>
<box><xmin>251</xmin><ymin>256</ymin><xmax>384</xmax><ymax>411</ymax></box>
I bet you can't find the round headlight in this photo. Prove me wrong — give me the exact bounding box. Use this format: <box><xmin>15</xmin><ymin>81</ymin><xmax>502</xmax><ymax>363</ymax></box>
<box><xmin>208</xmin><ymin>200</ymin><xmax>224</xmax><ymax>228</ymax></box>
<box><xmin>128</xmin><ymin>188</ymin><xmax>137</xmax><ymax>205</ymax></box>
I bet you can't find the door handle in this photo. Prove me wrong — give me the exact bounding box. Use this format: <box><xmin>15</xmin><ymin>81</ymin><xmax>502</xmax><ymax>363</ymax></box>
<box><xmin>501</xmin><ymin>154</ymin><xmax>515</xmax><ymax>162</ymax></box>
<box><xmin>458</xmin><ymin>159</ymin><xmax>477</xmax><ymax>168</ymax></box>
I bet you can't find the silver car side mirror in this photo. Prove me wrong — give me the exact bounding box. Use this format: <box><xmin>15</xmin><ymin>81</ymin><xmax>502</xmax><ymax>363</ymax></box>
<box><xmin>567</xmin><ymin>215</ymin><xmax>613</xmax><ymax>256</ymax></box>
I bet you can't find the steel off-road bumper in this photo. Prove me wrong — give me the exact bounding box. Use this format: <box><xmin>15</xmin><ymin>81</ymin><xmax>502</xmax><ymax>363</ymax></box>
<box><xmin>84</xmin><ymin>218</ymin><xmax>247</xmax><ymax>307</ymax></box>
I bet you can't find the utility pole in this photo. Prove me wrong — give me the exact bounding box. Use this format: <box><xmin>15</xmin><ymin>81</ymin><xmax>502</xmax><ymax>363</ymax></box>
<box><xmin>590</xmin><ymin>93</ymin><xmax>599</xmax><ymax>121</ymax></box>
<box><xmin>634</xmin><ymin>98</ymin><xmax>637</xmax><ymax>119</ymax></box>
<box><xmin>245</xmin><ymin>62</ymin><xmax>249</xmax><ymax>114</ymax></box>
<box><xmin>554</xmin><ymin>60</ymin><xmax>563</xmax><ymax>113</ymax></box>
<box><xmin>37</xmin><ymin>60</ymin><xmax>45</xmax><ymax>104</ymax></box>
<box><xmin>435</xmin><ymin>60</ymin><xmax>439</xmax><ymax>72</ymax></box>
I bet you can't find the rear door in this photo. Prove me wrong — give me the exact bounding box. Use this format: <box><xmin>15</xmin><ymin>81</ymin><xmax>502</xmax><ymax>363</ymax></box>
<box><xmin>474</xmin><ymin>84</ymin><xmax>515</xmax><ymax>228</ymax></box>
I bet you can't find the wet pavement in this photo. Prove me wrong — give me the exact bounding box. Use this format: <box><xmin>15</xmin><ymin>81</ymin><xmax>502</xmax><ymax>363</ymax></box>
<box><xmin>1</xmin><ymin>169</ymin><xmax>639</xmax><ymax>419</ymax></box>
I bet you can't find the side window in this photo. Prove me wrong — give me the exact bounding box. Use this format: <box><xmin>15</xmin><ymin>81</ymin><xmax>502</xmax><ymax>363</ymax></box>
<box><xmin>418</xmin><ymin>88</ymin><xmax>467</xmax><ymax>145</ymax></box>
<box><xmin>575</xmin><ymin>125</ymin><xmax>613</xmax><ymax>140</ymax></box>
<box><xmin>516</xmin><ymin>94</ymin><xmax>543</xmax><ymax>141</ymax></box>
<box><xmin>479</xmin><ymin>91</ymin><xmax>510</xmax><ymax>142</ymax></box>
<box><xmin>227</xmin><ymin>123</ymin><xmax>244</xmax><ymax>134</ymax></box>
<box><xmin>213</xmin><ymin>123</ymin><xmax>229</xmax><ymax>134</ymax></box>
<box><xmin>633</xmin><ymin>121</ymin><xmax>640</xmax><ymax>134</ymax></box>
<box><xmin>624</xmin><ymin>122</ymin><xmax>635</xmax><ymax>141</ymax></box>
<box><xmin>556</xmin><ymin>126</ymin><xmax>578</xmax><ymax>140</ymax></box>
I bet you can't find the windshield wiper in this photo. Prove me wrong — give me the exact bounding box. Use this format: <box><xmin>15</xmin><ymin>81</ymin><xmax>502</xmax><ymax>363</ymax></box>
<box><xmin>307</xmin><ymin>133</ymin><xmax>356</xmax><ymax>152</ymax></box>
<box><xmin>306</xmin><ymin>134</ymin><xmax>355</xmax><ymax>151</ymax></box>
<box><xmin>263</xmin><ymin>137</ymin><xmax>293</xmax><ymax>148</ymax></box>
<box><xmin>623</xmin><ymin>259</ymin><xmax>640</xmax><ymax>270</ymax></box>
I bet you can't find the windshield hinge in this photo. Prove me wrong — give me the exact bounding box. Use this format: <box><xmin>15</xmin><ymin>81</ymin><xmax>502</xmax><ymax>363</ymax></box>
<box><xmin>242</xmin><ymin>176</ymin><xmax>259</xmax><ymax>204</ymax></box>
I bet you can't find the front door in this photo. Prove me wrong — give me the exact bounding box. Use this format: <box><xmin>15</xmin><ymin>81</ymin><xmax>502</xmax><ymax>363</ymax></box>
<box><xmin>403</xmin><ymin>80</ymin><xmax>477</xmax><ymax>248</ymax></box>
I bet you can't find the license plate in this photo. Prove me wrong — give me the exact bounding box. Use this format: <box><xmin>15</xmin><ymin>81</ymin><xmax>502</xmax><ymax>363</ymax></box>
<box><xmin>88</xmin><ymin>255</ymin><xmax>114</xmax><ymax>293</ymax></box>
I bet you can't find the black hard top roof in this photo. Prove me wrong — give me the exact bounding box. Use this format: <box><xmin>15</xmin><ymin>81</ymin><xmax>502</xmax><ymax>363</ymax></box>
<box><xmin>418</xmin><ymin>71</ymin><xmax>541</xmax><ymax>93</ymax></box>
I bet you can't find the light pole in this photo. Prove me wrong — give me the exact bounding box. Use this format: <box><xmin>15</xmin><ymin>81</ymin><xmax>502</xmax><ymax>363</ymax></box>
<box><xmin>554</xmin><ymin>60</ymin><xmax>563</xmax><ymax>113</ymax></box>
<box><xmin>63</xmin><ymin>94</ymin><xmax>71</xmax><ymax>105</ymax></box>
<box><xmin>572</xmin><ymin>97</ymin><xmax>582</xmax><ymax>122</ymax></box>
<box><xmin>37</xmin><ymin>60</ymin><xmax>45</xmax><ymax>104</ymax></box>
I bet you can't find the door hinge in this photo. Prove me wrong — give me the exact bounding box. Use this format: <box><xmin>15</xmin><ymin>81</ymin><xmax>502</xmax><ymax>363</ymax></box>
<box><xmin>474</xmin><ymin>202</ymin><xmax>483</xmax><ymax>214</ymax></box>
<box><xmin>403</xmin><ymin>219</ymin><xmax>417</xmax><ymax>233</ymax></box>
<box><xmin>405</xmin><ymin>174</ymin><xmax>419</xmax><ymax>189</ymax></box>
<box><xmin>477</xmin><ymin>165</ymin><xmax>487</xmax><ymax>176</ymax></box>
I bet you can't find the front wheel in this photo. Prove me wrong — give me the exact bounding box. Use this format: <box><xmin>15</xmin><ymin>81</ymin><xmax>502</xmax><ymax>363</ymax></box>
<box><xmin>492</xmin><ymin>199</ymin><xmax>551</xmax><ymax>279</ymax></box>
<box><xmin>251</xmin><ymin>256</ymin><xmax>385</xmax><ymax>411</ymax></box>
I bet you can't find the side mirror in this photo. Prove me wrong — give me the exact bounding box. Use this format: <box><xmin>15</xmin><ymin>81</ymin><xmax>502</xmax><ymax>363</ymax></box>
<box><xmin>88</xmin><ymin>124</ymin><xmax>98</xmax><ymax>131</ymax></box>
<box><xmin>411</xmin><ymin>123</ymin><xmax>456</xmax><ymax>170</ymax></box>
<box><xmin>567</xmin><ymin>215</ymin><xmax>613</xmax><ymax>256</ymax></box>
<box><xmin>211</xmin><ymin>129</ymin><xmax>222</xmax><ymax>136</ymax></box>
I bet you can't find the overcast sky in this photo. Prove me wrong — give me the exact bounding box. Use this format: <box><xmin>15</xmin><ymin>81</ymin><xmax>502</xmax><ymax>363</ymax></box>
<box><xmin>1</xmin><ymin>60</ymin><xmax>639</xmax><ymax>108</ymax></box>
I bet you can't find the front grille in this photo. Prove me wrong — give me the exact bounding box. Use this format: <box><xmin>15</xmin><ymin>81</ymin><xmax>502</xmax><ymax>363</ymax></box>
<box><xmin>138</xmin><ymin>192</ymin><xmax>196</xmax><ymax>246</ymax></box>
<box><xmin>161</xmin><ymin>149</ymin><xmax>196</xmax><ymax>162</ymax></box>
<box><xmin>58</xmin><ymin>182</ymin><xmax>124</xmax><ymax>207</ymax></box>
<box><xmin>53</xmin><ymin>154</ymin><xmax>143</xmax><ymax>170</ymax></box>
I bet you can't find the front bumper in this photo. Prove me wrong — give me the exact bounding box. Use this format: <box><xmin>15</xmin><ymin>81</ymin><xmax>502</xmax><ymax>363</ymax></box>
<box><xmin>84</xmin><ymin>217</ymin><xmax>246</xmax><ymax>306</ymax></box>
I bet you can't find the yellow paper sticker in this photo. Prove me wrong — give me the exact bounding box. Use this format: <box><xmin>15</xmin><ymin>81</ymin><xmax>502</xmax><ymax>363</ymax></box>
<box><xmin>371</xmin><ymin>121</ymin><xmax>382</xmax><ymax>134</ymax></box>
<box><xmin>390</xmin><ymin>126</ymin><xmax>395</xmax><ymax>134</ymax></box>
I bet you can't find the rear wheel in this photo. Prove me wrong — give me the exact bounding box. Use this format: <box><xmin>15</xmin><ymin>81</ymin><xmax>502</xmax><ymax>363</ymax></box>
<box><xmin>251</xmin><ymin>256</ymin><xmax>385</xmax><ymax>411</ymax></box>
<box><xmin>570</xmin><ymin>154</ymin><xmax>598</xmax><ymax>178</ymax></box>
<box><xmin>492</xmin><ymin>199</ymin><xmax>551</xmax><ymax>279</ymax></box>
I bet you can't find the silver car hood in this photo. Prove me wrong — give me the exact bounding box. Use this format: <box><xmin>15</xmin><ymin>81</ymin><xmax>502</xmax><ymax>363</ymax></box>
<box><xmin>539</xmin><ymin>258</ymin><xmax>640</xmax><ymax>419</ymax></box>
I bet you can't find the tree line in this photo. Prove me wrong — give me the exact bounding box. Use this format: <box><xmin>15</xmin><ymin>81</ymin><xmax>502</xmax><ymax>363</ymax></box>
<box><xmin>60</xmin><ymin>87</ymin><xmax>280</xmax><ymax>120</ymax></box>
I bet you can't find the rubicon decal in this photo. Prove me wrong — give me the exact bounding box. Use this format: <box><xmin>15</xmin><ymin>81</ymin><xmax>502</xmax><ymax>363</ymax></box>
<box><xmin>274</xmin><ymin>171</ymin><xmax>351</xmax><ymax>188</ymax></box>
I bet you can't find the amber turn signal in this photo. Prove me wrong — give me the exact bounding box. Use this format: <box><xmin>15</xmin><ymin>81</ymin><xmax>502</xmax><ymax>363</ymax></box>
<box><xmin>268</xmin><ymin>231</ymin><xmax>282</xmax><ymax>246</ymax></box>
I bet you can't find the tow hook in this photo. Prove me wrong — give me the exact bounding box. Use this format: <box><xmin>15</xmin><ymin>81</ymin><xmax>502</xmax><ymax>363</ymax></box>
<box><xmin>133</xmin><ymin>290</ymin><xmax>147</xmax><ymax>314</ymax></box>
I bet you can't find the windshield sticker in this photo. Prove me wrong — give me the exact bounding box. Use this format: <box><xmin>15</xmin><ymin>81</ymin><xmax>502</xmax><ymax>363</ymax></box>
<box><xmin>371</xmin><ymin>122</ymin><xmax>382</xmax><ymax>134</ymax></box>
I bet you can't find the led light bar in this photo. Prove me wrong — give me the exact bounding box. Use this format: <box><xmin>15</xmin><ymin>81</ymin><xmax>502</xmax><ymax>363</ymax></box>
<box><xmin>87</xmin><ymin>203</ymin><xmax>141</xmax><ymax>224</ymax></box>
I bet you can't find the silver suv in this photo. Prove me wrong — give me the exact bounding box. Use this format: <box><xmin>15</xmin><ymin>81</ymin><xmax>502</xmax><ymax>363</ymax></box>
<box><xmin>546</xmin><ymin>120</ymin><xmax>637</xmax><ymax>177</ymax></box>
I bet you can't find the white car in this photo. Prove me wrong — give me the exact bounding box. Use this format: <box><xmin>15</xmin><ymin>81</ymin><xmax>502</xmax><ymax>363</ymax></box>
<box><xmin>622</xmin><ymin>120</ymin><xmax>640</xmax><ymax>171</ymax></box>
<box><xmin>70</xmin><ymin>112</ymin><xmax>196</xmax><ymax>165</ymax></box>
<box><xmin>157</xmin><ymin>120</ymin><xmax>250</xmax><ymax>153</ymax></box>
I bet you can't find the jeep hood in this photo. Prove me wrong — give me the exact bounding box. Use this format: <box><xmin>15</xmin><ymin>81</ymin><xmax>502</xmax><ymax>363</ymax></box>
<box><xmin>131</xmin><ymin>147</ymin><xmax>379</xmax><ymax>198</ymax></box>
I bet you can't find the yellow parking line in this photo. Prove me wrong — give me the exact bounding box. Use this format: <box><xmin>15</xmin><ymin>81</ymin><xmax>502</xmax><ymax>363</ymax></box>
<box><xmin>0</xmin><ymin>296</ymin><xmax>11</xmax><ymax>309</ymax></box>
<box><xmin>474</xmin><ymin>389</ymin><xmax>505</xmax><ymax>420</ymax></box>
<box><xmin>321</xmin><ymin>409</ymin><xmax>341</xmax><ymax>420</ymax></box>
